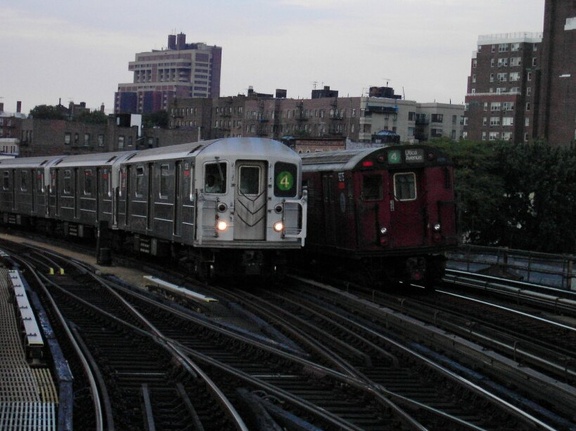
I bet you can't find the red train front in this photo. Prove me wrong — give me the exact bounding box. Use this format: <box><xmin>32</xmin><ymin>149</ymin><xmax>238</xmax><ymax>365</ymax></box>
<box><xmin>301</xmin><ymin>145</ymin><xmax>458</xmax><ymax>288</ymax></box>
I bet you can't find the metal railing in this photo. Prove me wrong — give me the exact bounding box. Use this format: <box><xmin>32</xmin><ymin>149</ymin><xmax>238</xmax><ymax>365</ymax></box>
<box><xmin>446</xmin><ymin>245</ymin><xmax>576</xmax><ymax>291</ymax></box>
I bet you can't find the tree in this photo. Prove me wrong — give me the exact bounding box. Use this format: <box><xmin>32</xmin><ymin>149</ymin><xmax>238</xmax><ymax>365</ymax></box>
<box><xmin>429</xmin><ymin>138</ymin><xmax>505</xmax><ymax>244</ymax></box>
<box><xmin>142</xmin><ymin>110</ymin><xmax>169</xmax><ymax>128</ymax></box>
<box><xmin>29</xmin><ymin>104</ymin><xmax>67</xmax><ymax>120</ymax></box>
<box><xmin>76</xmin><ymin>110</ymin><xmax>108</xmax><ymax>124</ymax></box>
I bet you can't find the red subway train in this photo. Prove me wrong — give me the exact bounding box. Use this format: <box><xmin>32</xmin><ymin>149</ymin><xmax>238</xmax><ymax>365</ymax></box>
<box><xmin>300</xmin><ymin>144</ymin><xmax>458</xmax><ymax>288</ymax></box>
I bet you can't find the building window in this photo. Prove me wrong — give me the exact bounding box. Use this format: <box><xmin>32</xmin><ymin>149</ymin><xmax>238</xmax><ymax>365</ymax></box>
<box><xmin>64</xmin><ymin>132</ymin><xmax>71</xmax><ymax>145</ymax></box>
<box><xmin>84</xmin><ymin>133</ymin><xmax>90</xmax><ymax>146</ymax></box>
<box><xmin>503</xmin><ymin>117</ymin><xmax>514</xmax><ymax>126</ymax></box>
<box><xmin>98</xmin><ymin>134</ymin><xmax>105</xmax><ymax>147</ymax></box>
<box><xmin>431</xmin><ymin>114</ymin><xmax>443</xmax><ymax>123</ymax></box>
<box><xmin>118</xmin><ymin>136</ymin><xmax>125</xmax><ymax>149</ymax></box>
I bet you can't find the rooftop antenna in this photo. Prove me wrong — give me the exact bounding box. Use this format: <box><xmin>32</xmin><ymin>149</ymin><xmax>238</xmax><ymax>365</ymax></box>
<box><xmin>312</xmin><ymin>81</ymin><xmax>318</xmax><ymax>89</ymax></box>
<box><xmin>383</xmin><ymin>78</ymin><xmax>391</xmax><ymax>87</ymax></box>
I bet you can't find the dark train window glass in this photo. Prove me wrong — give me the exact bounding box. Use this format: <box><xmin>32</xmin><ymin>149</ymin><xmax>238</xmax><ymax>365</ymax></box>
<box><xmin>20</xmin><ymin>171</ymin><xmax>28</xmax><ymax>192</ymax></box>
<box><xmin>135</xmin><ymin>166</ymin><xmax>145</xmax><ymax>197</ymax></box>
<box><xmin>160</xmin><ymin>164</ymin><xmax>170</xmax><ymax>198</ymax></box>
<box><xmin>239</xmin><ymin>166</ymin><xmax>260</xmax><ymax>195</ymax></box>
<box><xmin>36</xmin><ymin>171</ymin><xmax>44</xmax><ymax>193</ymax></box>
<box><xmin>362</xmin><ymin>175</ymin><xmax>382</xmax><ymax>200</ymax></box>
<box><xmin>101</xmin><ymin>169</ymin><xmax>111</xmax><ymax>197</ymax></box>
<box><xmin>274</xmin><ymin>162</ymin><xmax>297</xmax><ymax>197</ymax></box>
<box><xmin>63</xmin><ymin>170</ymin><xmax>72</xmax><ymax>195</ymax></box>
<box><xmin>205</xmin><ymin>163</ymin><xmax>226</xmax><ymax>193</ymax></box>
<box><xmin>394</xmin><ymin>173</ymin><xmax>416</xmax><ymax>201</ymax></box>
<box><xmin>3</xmin><ymin>172</ymin><xmax>9</xmax><ymax>190</ymax></box>
<box><xmin>83</xmin><ymin>169</ymin><xmax>93</xmax><ymax>196</ymax></box>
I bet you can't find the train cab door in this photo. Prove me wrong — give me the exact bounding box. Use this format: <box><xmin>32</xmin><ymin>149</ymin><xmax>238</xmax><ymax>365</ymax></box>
<box><xmin>388</xmin><ymin>170</ymin><xmax>425</xmax><ymax>247</ymax></box>
<box><xmin>234</xmin><ymin>161</ymin><xmax>267</xmax><ymax>240</ymax></box>
<box><xmin>321</xmin><ymin>173</ymin><xmax>338</xmax><ymax>246</ymax></box>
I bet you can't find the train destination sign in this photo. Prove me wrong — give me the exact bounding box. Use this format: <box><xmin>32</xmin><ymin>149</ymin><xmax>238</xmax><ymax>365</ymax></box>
<box><xmin>404</xmin><ymin>148</ymin><xmax>425</xmax><ymax>163</ymax></box>
<box><xmin>387</xmin><ymin>148</ymin><xmax>425</xmax><ymax>164</ymax></box>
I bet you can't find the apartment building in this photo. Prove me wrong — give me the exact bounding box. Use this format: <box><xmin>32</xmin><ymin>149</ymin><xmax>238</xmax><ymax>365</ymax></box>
<box><xmin>115</xmin><ymin>33</ymin><xmax>222</xmax><ymax>114</ymax></box>
<box><xmin>537</xmin><ymin>1</ymin><xmax>576</xmax><ymax>145</ymax></box>
<box><xmin>463</xmin><ymin>33</ymin><xmax>542</xmax><ymax>143</ymax></box>
<box><xmin>169</xmin><ymin>86</ymin><xmax>464</xmax><ymax>144</ymax></box>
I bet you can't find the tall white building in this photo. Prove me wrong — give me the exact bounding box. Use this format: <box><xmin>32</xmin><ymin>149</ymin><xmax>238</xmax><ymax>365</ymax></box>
<box><xmin>115</xmin><ymin>33</ymin><xmax>222</xmax><ymax>114</ymax></box>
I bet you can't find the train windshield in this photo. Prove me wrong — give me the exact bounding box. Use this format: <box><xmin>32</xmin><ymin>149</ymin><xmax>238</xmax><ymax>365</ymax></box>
<box><xmin>205</xmin><ymin>163</ymin><xmax>226</xmax><ymax>193</ymax></box>
<box><xmin>394</xmin><ymin>172</ymin><xmax>417</xmax><ymax>201</ymax></box>
<box><xmin>362</xmin><ymin>175</ymin><xmax>382</xmax><ymax>200</ymax></box>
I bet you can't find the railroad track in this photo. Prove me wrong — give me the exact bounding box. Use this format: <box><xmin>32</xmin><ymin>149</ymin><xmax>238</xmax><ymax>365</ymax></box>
<box><xmin>3</xmin><ymin>235</ymin><xmax>575</xmax><ymax>430</ymax></box>
<box><xmin>8</xmin><ymin>244</ymin><xmax>248</xmax><ymax>431</ymax></box>
<box><xmin>208</xmin><ymin>279</ymin><xmax>569</xmax><ymax>431</ymax></box>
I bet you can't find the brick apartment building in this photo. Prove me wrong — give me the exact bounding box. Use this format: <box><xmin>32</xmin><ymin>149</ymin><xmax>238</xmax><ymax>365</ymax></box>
<box><xmin>465</xmin><ymin>0</ymin><xmax>576</xmax><ymax>146</ymax></box>
<box><xmin>463</xmin><ymin>33</ymin><xmax>542</xmax><ymax>143</ymax></box>
<box><xmin>170</xmin><ymin>86</ymin><xmax>464</xmax><ymax>146</ymax></box>
<box><xmin>536</xmin><ymin>0</ymin><xmax>576</xmax><ymax>145</ymax></box>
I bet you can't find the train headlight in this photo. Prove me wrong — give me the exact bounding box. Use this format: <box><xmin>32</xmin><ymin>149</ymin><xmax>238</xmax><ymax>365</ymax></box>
<box><xmin>274</xmin><ymin>204</ymin><xmax>283</xmax><ymax>214</ymax></box>
<box><xmin>433</xmin><ymin>223</ymin><xmax>441</xmax><ymax>231</ymax></box>
<box><xmin>273</xmin><ymin>221</ymin><xmax>284</xmax><ymax>232</ymax></box>
<box><xmin>217</xmin><ymin>202</ymin><xmax>228</xmax><ymax>213</ymax></box>
<box><xmin>216</xmin><ymin>220</ymin><xmax>228</xmax><ymax>231</ymax></box>
<box><xmin>380</xmin><ymin>227</ymin><xmax>388</xmax><ymax>235</ymax></box>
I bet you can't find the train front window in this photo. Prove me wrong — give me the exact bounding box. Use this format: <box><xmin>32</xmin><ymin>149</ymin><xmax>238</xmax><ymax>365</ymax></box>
<box><xmin>394</xmin><ymin>173</ymin><xmax>417</xmax><ymax>201</ymax></box>
<box><xmin>205</xmin><ymin>163</ymin><xmax>226</xmax><ymax>193</ymax></box>
<box><xmin>362</xmin><ymin>175</ymin><xmax>382</xmax><ymax>200</ymax></box>
<box><xmin>239</xmin><ymin>166</ymin><xmax>260</xmax><ymax>195</ymax></box>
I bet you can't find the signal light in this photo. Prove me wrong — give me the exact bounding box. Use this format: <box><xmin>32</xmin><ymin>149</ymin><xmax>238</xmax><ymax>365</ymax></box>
<box><xmin>273</xmin><ymin>221</ymin><xmax>284</xmax><ymax>232</ymax></box>
<box><xmin>216</xmin><ymin>220</ymin><xmax>228</xmax><ymax>231</ymax></box>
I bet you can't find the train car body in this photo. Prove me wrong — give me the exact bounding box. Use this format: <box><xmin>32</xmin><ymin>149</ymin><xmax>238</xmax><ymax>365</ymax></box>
<box><xmin>301</xmin><ymin>145</ymin><xmax>457</xmax><ymax>286</ymax></box>
<box><xmin>0</xmin><ymin>138</ymin><xmax>307</xmax><ymax>279</ymax></box>
<box><xmin>0</xmin><ymin>155</ymin><xmax>64</xmax><ymax>225</ymax></box>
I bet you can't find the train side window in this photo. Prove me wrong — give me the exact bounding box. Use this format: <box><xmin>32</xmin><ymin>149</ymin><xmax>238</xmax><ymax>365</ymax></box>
<box><xmin>83</xmin><ymin>169</ymin><xmax>93</xmax><ymax>196</ymax></box>
<box><xmin>20</xmin><ymin>171</ymin><xmax>28</xmax><ymax>192</ymax></box>
<box><xmin>239</xmin><ymin>166</ymin><xmax>260</xmax><ymax>195</ymax></box>
<box><xmin>36</xmin><ymin>171</ymin><xmax>44</xmax><ymax>193</ymax></box>
<box><xmin>63</xmin><ymin>170</ymin><xmax>72</xmax><ymax>195</ymax></box>
<box><xmin>101</xmin><ymin>169</ymin><xmax>112</xmax><ymax>197</ymax></box>
<box><xmin>135</xmin><ymin>166</ymin><xmax>145</xmax><ymax>197</ymax></box>
<box><xmin>362</xmin><ymin>175</ymin><xmax>382</xmax><ymax>200</ymax></box>
<box><xmin>2</xmin><ymin>172</ymin><xmax>9</xmax><ymax>190</ymax></box>
<box><xmin>205</xmin><ymin>163</ymin><xmax>226</xmax><ymax>193</ymax></box>
<box><xmin>160</xmin><ymin>164</ymin><xmax>170</xmax><ymax>199</ymax></box>
<box><xmin>394</xmin><ymin>173</ymin><xmax>417</xmax><ymax>201</ymax></box>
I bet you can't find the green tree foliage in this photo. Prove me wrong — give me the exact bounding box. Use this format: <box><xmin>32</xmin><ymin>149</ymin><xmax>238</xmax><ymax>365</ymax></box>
<box><xmin>142</xmin><ymin>110</ymin><xmax>169</xmax><ymax>128</ymax></box>
<box><xmin>496</xmin><ymin>141</ymin><xmax>576</xmax><ymax>253</ymax></box>
<box><xmin>429</xmin><ymin>138</ymin><xmax>505</xmax><ymax>244</ymax></box>
<box><xmin>432</xmin><ymin>138</ymin><xmax>576</xmax><ymax>253</ymax></box>
<box><xmin>76</xmin><ymin>110</ymin><xmax>108</xmax><ymax>124</ymax></box>
<box><xmin>29</xmin><ymin>105</ymin><xmax>67</xmax><ymax>120</ymax></box>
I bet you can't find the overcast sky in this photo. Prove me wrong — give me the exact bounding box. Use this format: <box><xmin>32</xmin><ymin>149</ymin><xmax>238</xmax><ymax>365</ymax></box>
<box><xmin>1</xmin><ymin>0</ymin><xmax>545</xmax><ymax>114</ymax></box>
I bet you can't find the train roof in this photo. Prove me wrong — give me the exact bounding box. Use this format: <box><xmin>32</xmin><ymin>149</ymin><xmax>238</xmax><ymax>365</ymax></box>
<box><xmin>0</xmin><ymin>155</ymin><xmax>65</xmax><ymax>169</ymax></box>
<box><xmin>301</xmin><ymin>145</ymin><xmax>451</xmax><ymax>172</ymax></box>
<box><xmin>53</xmin><ymin>150</ymin><xmax>139</xmax><ymax>168</ymax></box>
<box><xmin>125</xmin><ymin>137</ymin><xmax>299</xmax><ymax>164</ymax></box>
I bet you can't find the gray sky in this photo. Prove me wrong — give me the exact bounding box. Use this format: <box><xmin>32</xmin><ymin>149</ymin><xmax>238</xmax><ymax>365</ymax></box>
<box><xmin>1</xmin><ymin>0</ymin><xmax>545</xmax><ymax>114</ymax></box>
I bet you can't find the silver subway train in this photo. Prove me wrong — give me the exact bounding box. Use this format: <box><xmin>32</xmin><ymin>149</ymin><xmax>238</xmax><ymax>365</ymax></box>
<box><xmin>0</xmin><ymin>138</ymin><xmax>307</xmax><ymax>279</ymax></box>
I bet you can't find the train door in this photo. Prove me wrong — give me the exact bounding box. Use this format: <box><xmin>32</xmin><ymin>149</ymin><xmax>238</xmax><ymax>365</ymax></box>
<box><xmin>49</xmin><ymin>168</ymin><xmax>59</xmax><ymax>217</ymax></box>
<box><xmin>321</xmin><ymin>173</ymin><xmax>338</xmax><ymax>246</ymax></box>
<box><xmin>235</xmin><ymin>161</ymin><xmax>266</xmax><ymax>240</ymax></box>
<box><xmin>147</xmin><ymin>164</ymin><xmax>153</xmax><ymax>231</ymax></box>
<box><xmin>388</xmin><ymin>170</ymin><xmax>425</xmax><ymax>247</ymax></box>
<box><xmin>173</xmin><ymin>161</ymin><xmax>182</xmax><ymax>237</ymax></box>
